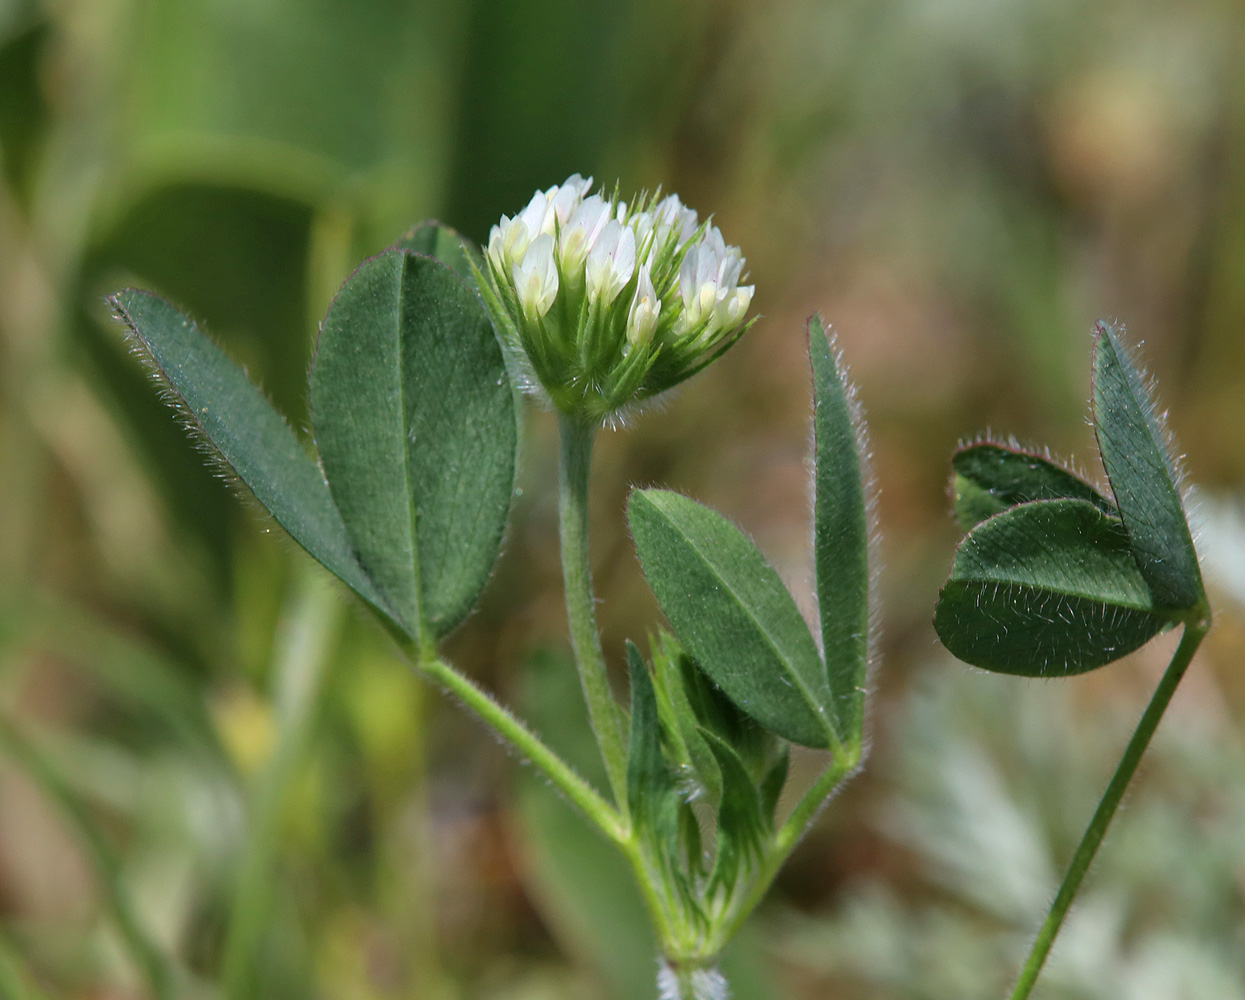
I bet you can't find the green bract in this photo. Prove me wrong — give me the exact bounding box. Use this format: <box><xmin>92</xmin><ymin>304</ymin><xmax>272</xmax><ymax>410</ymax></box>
<box><xmin>475</xmin><ymin>174</ymin><xmax>755</xmax><ymax>422</ymax></box>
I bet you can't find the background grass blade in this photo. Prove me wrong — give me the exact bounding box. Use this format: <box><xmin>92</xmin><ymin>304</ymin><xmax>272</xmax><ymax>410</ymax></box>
<box><xmin>221</xmin><ymin>573</ymin><xmax>342</xmax><ymax>1000</ymax></box>
<box><xmin>0</xmin><ymin>719</ymin><xmax>175</xmax><ymax>1000</ymax></box>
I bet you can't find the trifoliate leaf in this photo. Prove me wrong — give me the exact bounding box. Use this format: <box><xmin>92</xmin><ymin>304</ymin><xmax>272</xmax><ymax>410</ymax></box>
<box><xmin>394</xmin><ymin>221</ymin><xmax>481</xmax><ymax>283</ymax></box>
<box><xmin>110</xmin><ymin>290</ymin><xmax>397</xmax><ymax>628</ymax></box>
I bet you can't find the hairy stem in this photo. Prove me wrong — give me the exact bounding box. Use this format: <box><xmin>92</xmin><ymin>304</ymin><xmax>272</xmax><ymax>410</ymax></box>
<box><xmin>658</xmin><ymin>959</ymin><xmax>729</xmax><ymax>1000</ymax></box>
<box><xmin>414</xmin><ymin>650</ymin><xmax>626</xmax><ymax>844</ymax></box>
<box><xmin>557</xmin><ymin>413</ymin><xmax>629</xmax><ymax>810</ymax></box>
<box><xmin>1010</xmin><ymin>620</ymin><xmax>1208</xmax><ymax>1000</ymax></box>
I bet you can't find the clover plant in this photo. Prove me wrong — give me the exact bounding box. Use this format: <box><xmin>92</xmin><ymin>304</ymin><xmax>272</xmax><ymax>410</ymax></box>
<box><xmin>112</xmin><ymin>176</ymin><xmax>873</xmax><ymax>999</ymax></box>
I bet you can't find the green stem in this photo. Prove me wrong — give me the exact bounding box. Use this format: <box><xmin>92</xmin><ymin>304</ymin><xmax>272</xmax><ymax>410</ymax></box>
<box><xmin>557</xmin><ymin>413</ymin><xmax>629</xmax><ymax>811</ymax></box>
<box><xmin>414</xmin><ymin>650</ymin><xmax>626</xmax><ymax>845</ymax></box>
<box><xmin>1010</xmin><ymin>620</ymin><xmax>1208</xmax><ymax>1000</ymax></box>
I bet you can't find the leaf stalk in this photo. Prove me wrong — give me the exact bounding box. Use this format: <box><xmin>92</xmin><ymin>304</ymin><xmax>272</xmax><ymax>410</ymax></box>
<box><xmin>1009</xmin><ymin>617</ymin><xmax>1208</xmax><ymax>999</ymax></box>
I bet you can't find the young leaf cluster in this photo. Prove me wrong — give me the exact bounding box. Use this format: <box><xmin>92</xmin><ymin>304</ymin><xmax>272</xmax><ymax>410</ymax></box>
<box><xmin>618</xmin><ymin>316</ymin><xmax>875</xmax><ymax>955</ymax></box>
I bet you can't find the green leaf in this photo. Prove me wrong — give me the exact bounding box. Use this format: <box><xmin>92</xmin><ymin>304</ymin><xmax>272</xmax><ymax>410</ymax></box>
<box><xmin>951</xmin><ymin>441</ymin><xmax>1115</xmax><ymax>531</ymax></box>
<box><xmin>649</xmin><ymin>632</ymin><xmax>723</xmax><ymax>803</ymax></box>
<box><xmin>935</xmin><ymin>498</ymin><xmax>1175</xmax><ymax>676</ymax></box>
<box><xmin>109</xmin><ymin>289</ymin><xmax>396</xmax><ymax>626</ymax></box>
<box><xmin>649</xmin><ymin>630</ymin><xmax>777</xmax><ymax>806</ymax></box>
<box><xmin>625</xmin><ymin>641</ymin><xmax>679</xmax><ymax>839</ymax></box>
<box><xmin>759</xmin><ymin>747</ymin><xmax>789</xmax><ymax>825</ymax></box>
<box><xmin>629</xmin><ymin>489</ymin><xmax>835</xmax><ymax>749</ymax></box>
<box><xmin>310</xmin><ymin>250</ymin><xmax>518</xmax><ymax>642</ymax></box>
<box><xmin>1092</xmin><ymin>322</ymin><xmax>1204</xmax><ymax>611</ymax></box>
<box><xmin>809</xmin><ymin>316</ymin><xmax>871</xmax><ymax>748</ymax></box>
<box><xmin>703</xmin><ymin>730</ymin><xmax>768</xmax><ymax>893</ymax></box>
<box><xmin>394</xmin><ymin>221</ymin><xmax>481</xmax><ymax>283</ymax></box>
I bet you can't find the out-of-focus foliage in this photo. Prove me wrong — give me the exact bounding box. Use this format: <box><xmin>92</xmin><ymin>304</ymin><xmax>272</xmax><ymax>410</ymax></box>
<box><xmin>773</xmin><ymin>651</ymin><xmax>1245</xmax><ymax>1000</ymax></box>
<box><xmin>2</xmin><ymin>0</ymin><xmax>1244</xmax><ymax>997</ymax></box>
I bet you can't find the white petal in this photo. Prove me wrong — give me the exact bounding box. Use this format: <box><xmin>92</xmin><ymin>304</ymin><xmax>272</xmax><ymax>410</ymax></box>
<box><xmin>514</xmin><ymin>234</ymin><xmax>558</xmax><ymax>320</ymax></box>
<box><xmin>694</xmin><ymin>243</ymin><xmax>718</xmax><ymax>291</ymax></box>
<box><xmin>614</xmin><ymin>226</ymin><xmax>636</xmax><ymax>286</ymax></box>
<box><xmin>518</xmin><ymin>191</ymin><xmax>549</xmax><ymax>236</ymax></box>
<box><xmin>679</xmin><ymin>248</ymin><xmax>701</xmax><ymax>311</ymax></box>
<box><xmin>627</xmin><ymin>264</ymin><xmax>661</xmax><ymax>347</ymax></box>
<box><xmin>487</xmin><ymin>223</ymin><xmax>506</xmax><ymax>270</ymax></box>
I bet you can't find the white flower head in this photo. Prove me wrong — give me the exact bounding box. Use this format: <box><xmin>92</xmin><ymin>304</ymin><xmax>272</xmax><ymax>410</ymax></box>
<box><xmin>479</xmin><ymin>174</ymin><xmax>752</xmax><ymax>421</ymax></box>
<box><xmin>715</xmin><ymin>283</ymin><xmax>753</xmax><ymax>330</ymax></box>
<box><xmin>546</xmin><ymin>175</ymin><xmax>590</xmax><ymax>231</ymax></box>
<box><xmin>517</xmin><ymin>189</ymin><xmax>551</xmax><ymax>240</ymax></box>
<box><xmin>584</xmin><ymin>220</ymin><xmax>636</xmax><ymax>306</ymax></box>
<box><xmin>678</xmin><ymin>224</ymin><xmax>747</xmax><ymax>331</ymax></box>
<box><xmin>679</xmin><ymin>242</ymin><xmax>721</xmax><ymax>327</ymax></box>
<box><xmin>513</xmin><ymin>233</ymin><xmax>559</xmax><ymax>322</ymax></box>
<box><xmin>629</xmin><ymin>210</ymin><xmax>656</xmax><ymax>248</ymax></box>
<box><xmin>487</xmin><ymin>213</ymin><xmax>531</xmax><ymax>272</ymax></box>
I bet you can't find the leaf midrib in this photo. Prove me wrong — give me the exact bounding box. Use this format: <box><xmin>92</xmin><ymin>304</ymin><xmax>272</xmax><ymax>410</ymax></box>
<box><xmin>394</xmin><ymin>253</ymin><xmax>425</xmax><ymax>640</ymax></box>
<box><xmin>950</xmin><ymin>574</ymin><xmax>1163</xmax><ymax>615</ymax></box>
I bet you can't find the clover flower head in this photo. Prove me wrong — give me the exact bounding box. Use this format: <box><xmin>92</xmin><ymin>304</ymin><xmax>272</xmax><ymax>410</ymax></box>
<box><xmin>477</xmin><ymin>175</ymin><xmax>755</xmax><ymax>422</ymax></box>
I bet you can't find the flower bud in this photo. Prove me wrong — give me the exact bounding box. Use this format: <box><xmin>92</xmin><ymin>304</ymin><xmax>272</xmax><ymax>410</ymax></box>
<box><xmin>474</xmin><ymin>174</ymin><xmax>755</xmax><ymax>422</ymax></box>
<box><xmin>558</xmin><ymin>195</ymin><xmax>611</xmax><ymax>276</ymax></box>
<box><xmin>585</xmin><ymin>220</ymin><xmax>637</xmax><ymax>306</ymax></box>
<box><xmin>627</xmin><ymin>264</ymin><xmax>661</xmax><ymax>348</ymax></box>
<box><xmin>513</xmin><ymin>234</ymin><xmax>558</xmax><ymax>322</ymax></box>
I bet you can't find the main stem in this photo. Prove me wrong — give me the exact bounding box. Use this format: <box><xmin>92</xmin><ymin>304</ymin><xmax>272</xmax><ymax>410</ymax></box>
<box><xmin>557</xmin><ymin>413</ymin><xmax>629</xmax><ymax>810</ymax></box>
<box><xmin>1009</xmin><ymin>620</ymin><xmax>1208</xmax><ymax>1000</ymax></box>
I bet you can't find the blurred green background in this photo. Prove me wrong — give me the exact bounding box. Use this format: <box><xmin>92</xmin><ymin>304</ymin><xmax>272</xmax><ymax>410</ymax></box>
<box><xmin>2</xmin><ymin>0</ymin><xmax>1245</xmax><ymax>997</ymax></box>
